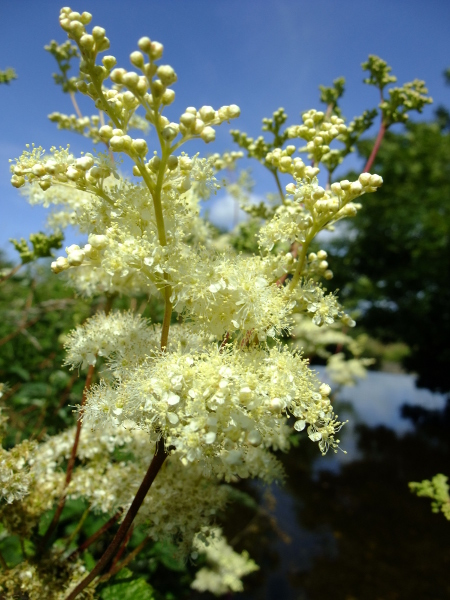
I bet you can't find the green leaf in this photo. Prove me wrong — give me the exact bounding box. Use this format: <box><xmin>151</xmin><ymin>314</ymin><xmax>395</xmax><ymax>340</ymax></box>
<box><xmin>99</xmin><ymin>570</ymin><xmax>155</xmax><ymax>600</ymax></box>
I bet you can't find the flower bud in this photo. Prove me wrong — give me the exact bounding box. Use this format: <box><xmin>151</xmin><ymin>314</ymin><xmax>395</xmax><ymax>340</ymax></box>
<box><xmin>99</xmin><ymin>125</ymin><xmax>114</xmax><ymax>139</ymax></box>
<box><xmin>200</xmin><ymin>126</ymin><xmax>215</xmax><ymax>143</ymax></box>
<box><xmin>76</xmin><ymin>156</ymin><xmax>95</xmax><ymax>170</ymax></box>
<box><xmin>156</xmin><ymin>65</ymin><xmax>177</xmax><ymax>87</ymax></box>
<box><xmin>89</xmin><ymin>234</ymin><xmax>108</xmax><ymax>249</ymax></box>
<box><xmin>79</xmin><ymin>12</ymin><xmax>92</xmax><ymax>24</ymax></box>
<box><xmin>279</xmin><ymin>156</ymin><xmax>292</xmax><ymax>170</ymax></box>
<box><xmin>76</xmin><ymin>80</ymin><xmax>88</xmax><ymax>94</ymax></box>
<box><xmin>66</xmin><ymin>167</ymin><xmax>81</xmax><ymax>180</ymax></box>
<box><xmin>132</xmin><ymin>139</ymin><xmax>148</xmax><ymax>156</ymax></box>
<box><xmin>199</xmin><ymin>105</ymin><xmax>215</xmax><ymax>123</ymax></box>
<box><xmin>32</xmin><ymin>164</ymin><xmax>46</xmax><ymax>177</ymax></box>
<box><xmin>138</xmin><ymin>37</ymin><xmax>152</xmax><ymax>53</ymax></box>
<box><xmin>167</xmin><ymin>155</ymin><xmax>179</xmax><ymax>170</ymax></box>
<box><xmin>227</xmin><ymin>104</ymin><xmax>241</xmax><ymax>118</ymax></box>
<box><xmin>339</xmin><ymin>179</ymin><xmax>350</xmax><ymax>190</ymax></box>
<box><xmin>122</xmin><ymin>71</ymin><xmax>139</xmax><ymax>88</ymax></box>
<box><xmin>358</xmin><ymin>172</ymin><xmax>371</xmax><ymax>186</ymax></box>
<box><xmin>162</xmin><ymin>89</ymin><xmax>175</xmax><ymax>105</ymax></box>
<box><xmin>180</xmin><ymin>112</ymin><xmax>196</xmax><ymax>128</ymax></box>
<box><xmin>110</xmin><ymin>68</ymin><xmax>126</xmax><ymax>83</ymax></box>
<box><xmin>369</xmin><ymin>174</ymin><xmax>383</xmax><ymax>187</ymax></box>
<box><xmin>130</xmin><ymin>51</ymin><xmax>145</xmax><ymax>68</ymax></box>
<box><xmin>39</xmin><ymin>180</ymin><xmax>51</xmax><ymax>191</ymax></box>
<box><xmin>317</xmin><ymin>250</ymin><xmax>327</xmax><ymax>260</ymax></box>
<box><xmin>79</xmin><ymin>34</ymin><xmax>94</xmax><ymax>50</ymax></box>
<box><xmin>69</xmin><ymin>21</ymin><xmax>84</xmax><ymax>38</ymax></box>
<box><xmin>11</xmin><ymin>175</ymin><xmax>25</xmax><ymax>188</ymax></box>
<box><xmin>136</xmin><ymin>77</ymin><xmax>148</xmax><ymax>94</ymax></box>
<box><xmin>151</xmin><ymin>79</ymin><xmax>165</xmax><ymax>97</ymax></box>
<box><xmin>149</xmin><ymin>41</ymin><xmax>163</xmax><ymax>60</ymax></box>
<box><xmin>162</xmin><ymin>125</ymin><xmax>178</xmax><ymax>142</ymax></box>
<box><xmin>193</xmin><ymin>119</ymin><xmax>205</xmax><ymax>135</ymax></box>
<box><xmin>350</xmin><ymin>181</ymin><xmax>363</xmax><ymax>195</ymax></box>
<box><xmin>102</xmin><ymin>55</ymin><xmax>117</xmax><ymax>70</ymax></box>
<box><xmin>148</xmin><ymin>156</ymin><xmax>161</xmax><ymax>172</ymax></box>
<box><xmin>51</xmin><ymin>257</ymin><xmax>69</xmax><ymax>273</ymax></box>
<box><xmin>109</xmin><ymin>136</ymin><xmax>125</xmax><ymax>151</ymax></box>
<box><xmin>67</xmin><ymin>249</ymin><xmax>84</xmax><ymax>266</ymax></box>
<box><xmin>92</xmin><ymin>26</ymin><xmax>106</xmax><ymax>40</ymax></box>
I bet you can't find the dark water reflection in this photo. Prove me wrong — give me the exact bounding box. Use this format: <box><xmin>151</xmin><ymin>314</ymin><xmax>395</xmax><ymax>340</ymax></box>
<box><xmin>232</xmin><ymin>372</ymin><xmax>450</xmax><ymax>600</ymax></box>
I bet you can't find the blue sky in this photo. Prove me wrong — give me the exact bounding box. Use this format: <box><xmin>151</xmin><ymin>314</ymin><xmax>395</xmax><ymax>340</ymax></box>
<box><xmin>1</xmin><ymin>0</ymin><xmax>449</xmax><ymax>255</ymax></box>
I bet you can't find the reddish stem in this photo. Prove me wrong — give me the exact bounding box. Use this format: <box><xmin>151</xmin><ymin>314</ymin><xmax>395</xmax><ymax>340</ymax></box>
<box><xmin>364</xmin><ymin>121</ymin><xmax>386</xmax><ymax>173</ymax></box>
<box><xmin>109</xmin><ymin>525</ymin><xmax>133</xmax><ymax>572</ymax></box>
<box><xmin>40</xmin><ymin>364</ymin><xmax>95</xmax><ymax>549</ymax></box>
<box><xmin>64</xmin><ymin>438</ymin><xmax>168</xmax><ymax>600</ymax></box>
<box><xmin>67</xmin><ymin>510</ymin><xmax>123</xmax><ymax>561</ymax></box>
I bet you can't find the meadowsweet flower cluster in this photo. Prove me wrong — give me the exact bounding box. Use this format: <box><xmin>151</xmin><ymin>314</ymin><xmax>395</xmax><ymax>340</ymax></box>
<box><xmin>191</xmin><ymin>528</ymin><xmax>259</xmax><ymax>595</ymax></box>
<box><xmin>4</xmin><ymin>6</ymin><xmax>432</xmax><ymax>598</ymax></box>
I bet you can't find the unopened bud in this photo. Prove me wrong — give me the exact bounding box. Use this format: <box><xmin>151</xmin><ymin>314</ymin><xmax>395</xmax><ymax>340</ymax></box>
<box><xmin>132</xmin><ymin>139</ymin><xmax>148</xmax><ymax>156</ymax></box>
<box><xmin>167</xmin><ymin>155</ymin><xmax>178</xmax><ymax>170</ymax></box>
<box><xmin>200</xmin><ymin>126</ymin><xmax>215</xmax><ymax>143</ymax></box>
<box><xmin>149</xmin><ymin>41</ymin><xmax>163</xmax><ymax>60</ymax></box>
<box><xmin>130</xmin><ymin>51</ymin><xmax>144</xmax><ymax>68</ymax></box>
<box><xmin>162</xmin><ymin>89</ymin><xmax>175</xmax><ymax>105</ymax></box>
<box><xmin>138</xmin><ymin>37</ymin><xmax>152</xmax><ymax>53</ymax></box>
<box><xmin>156</xmin><ymin>65</ymin><xmax>177</xmax><ymax>86</ymax></box>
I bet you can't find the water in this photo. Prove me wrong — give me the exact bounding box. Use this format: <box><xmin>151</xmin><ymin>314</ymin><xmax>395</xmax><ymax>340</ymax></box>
<box><xmin>230</xmin><ymin>372</ymin><xmax>450</xmax><ymax>600</ymax></box>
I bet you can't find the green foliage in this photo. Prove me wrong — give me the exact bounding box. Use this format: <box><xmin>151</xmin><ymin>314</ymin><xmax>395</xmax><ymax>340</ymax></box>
<box><xmin>328</xmin><ymin>119</ymin><xmax>450</xmax><ymax>392</ymax></box>
<box><xmin>100</xmin><ymin>569</ymin><xmax>155</xmax><ymax>600</ymax></box>
<box><xmin>0</xmin><ymin>68</ymin><xmax>17</xmax><ymax>85</ymax></box>
<box><xmin>10</xmin><ymin>231</ymin><xmax>64</xmax><ymax>264</ymax></box>
<box><xmin>409</xmin><ymin>474</ymin><xmax>450</xmax><ymax>520</ymax></box>
<box><xmin>45</xmin><ymin>39</ymin><xmax>80</xmax><ymax>93</ymax></box>
<box><xmin>319</xmin><ymin>76</ymin><xmax>345</xmax><ymax>116</ymax></box>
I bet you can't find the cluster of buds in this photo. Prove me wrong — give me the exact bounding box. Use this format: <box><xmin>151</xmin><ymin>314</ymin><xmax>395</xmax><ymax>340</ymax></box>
<box><xmin>287</xmin><ymin>110</ymin><xmax>347</xmax><ymax>164</ymax></box>
<box><xmin>98</xmin><ymin>125</ymin><xmax>148</xmax><ymax>157</ymax></box>
<box><xmin>210</xmin><ymin>151</ymin><xmax>244</xmax><ymax>171</ymax></box>
<box><xmin>10</xmin><ymin>146</ymin><xmax>111</xmax><ymax>192</ymax></box>
<box><xmin>178</xmin><ymin>104</ymin><xmax>241</xmax><ymax>144</ymax></box>
<box><xmin>380</xmin><ymin>80</ymin><xmax>432</xmax><ymax>125</ymax></box>
<box><xmin>266</xmin><ymin>147</ymin><xmax>319</xmax><ymax>180</ymax></box>
<box><xmin>59</xmin><ymin>8</ymin><xmax>109</xmax><ymax>56</ymax></box>
<box><xmin>286</xmin><ymin>172</ymin><xmax>383</xmax><ymax>225</ymax></box>
<box><xmin>51</xmin><ymin>234</ymin><xmax>108</xmax><ymax>274</ymax></box>
<box><xmin>48</xmin><ymin>112</ymin><xmax>102</xmax><ymax>143</ymax></box>
<box><xmin>307</xmin><ymin>250</ymin><xmax>333</xmax><ymax>280</ymax></box>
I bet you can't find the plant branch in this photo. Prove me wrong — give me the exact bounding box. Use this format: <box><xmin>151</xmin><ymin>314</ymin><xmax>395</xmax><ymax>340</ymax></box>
<box><xmin>99</xmin><ymin>534</ymin><xmax>151</xmax><ymax>583</ymax></box>
<box><xmin>64</xmin><ymin>438</ymin><xmax>168</xmax><ymax>600</ymax></box>
<box><xmin>273</xmin><ymin>169</ymin><xmax>284</xmax><ymax>203</ymax></box>
<box><xmin>364</xmin><ymin>121</ymin><xmax>386</xmax><ymax>173</ymax></box>
<box><xmin>40</xmin><ymin>364</ymin><xmax>95</xmax><ymax>550</ymax></box>
<box><xmin>0</xmin><ymin>263</ymin><xmax>22</xmax><ymax>284</ymax></box>
<box><xmin>69</xmin><ymin>91</ymin><xmax>83</xmax><ymax>119</ymax></box>
<box><xmin>67</xmin><ymin>510</ymin><xmax>123</xmax><ymax>561</ymax></box>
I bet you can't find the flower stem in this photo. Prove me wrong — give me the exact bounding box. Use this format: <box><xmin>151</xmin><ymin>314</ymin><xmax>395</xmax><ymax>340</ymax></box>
<box><xmin>0</xmin><ymin>263</ymin><xmax>22</xmax><ymax>284</ymax></box>
<box><xmin>67</xmin><ymin>510</ymin><xmax>123</xmax><ymax>561</ymax></box>
<box><xmin>64</xmin><ymin>438</ymin><xmax>168</xmax><ymax>600</ymax></box>
<box><xmin>364</xmin><ymin>121</ymin><xmax>386</xmax><ymax>173</ymax></box>
<box><xmin>40</xmin><ymin>364</ymin><xmax>95</xmax><ymax>551</ymax></box>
